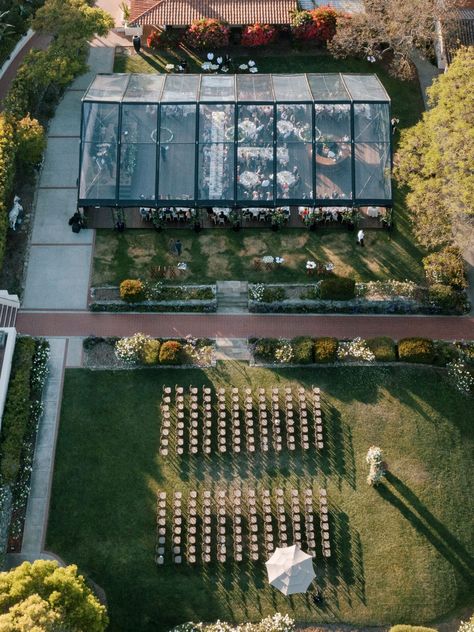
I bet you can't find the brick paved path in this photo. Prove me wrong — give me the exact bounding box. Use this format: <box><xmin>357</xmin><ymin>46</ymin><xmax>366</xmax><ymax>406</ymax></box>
<box><xmin>17</xmin><ymin>311</ymin><xmax>474</xmax><ymax>340</ymax></box>
<box><xmin>0</xmin><ymin>33</ymin><xmax>51</xmax><ymax>105</ymax></box>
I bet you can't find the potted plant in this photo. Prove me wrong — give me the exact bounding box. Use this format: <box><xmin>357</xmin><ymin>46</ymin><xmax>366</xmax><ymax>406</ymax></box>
<box><xmin>271</xmin><ymin>209</ymin><xmax>286</xmax><ymax>231</ymax></box>
<box><xmin>151</xmin><ymin>209</ymin><xmax>164</xmax><ymax>232</ymax></box>
<box><xmin>119</xmin><ymin>1</ymin><xmax>130</xmax><ymax>26</ymax></box>
<box><xmin>229</xmin><ymin>209</ymin><xmax>241</xmax><ymax>231</ymax></box>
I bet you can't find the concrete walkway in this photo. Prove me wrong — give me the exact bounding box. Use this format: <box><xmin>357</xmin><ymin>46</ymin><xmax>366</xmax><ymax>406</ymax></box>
<box><xmin>22</xmin><ymin>45</ymin><xmax>114</xmax><ymax>311</ymax></box>
<box><xmin>21</xmin><ymin>338</ymin><xmax>67</xmax><ymax>557</ymax></box>
<box><xmin>411</xmin><ymin>49</ymin><xmax>442</xmax><ymax>108</ymax></box>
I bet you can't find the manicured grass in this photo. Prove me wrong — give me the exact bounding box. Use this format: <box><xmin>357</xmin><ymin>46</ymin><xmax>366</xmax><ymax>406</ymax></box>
<box><xmin>47</xmin><ymin>364</ymin><xmax>474</xmax><ymax>632</ymax></box>
<box><xmin>92</xmin><ymin>221</ymin><xmax>424</xmax><ymax>286</ymax></box>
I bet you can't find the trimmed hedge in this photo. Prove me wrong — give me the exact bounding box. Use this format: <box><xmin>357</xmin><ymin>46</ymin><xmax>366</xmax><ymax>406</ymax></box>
<box><xmin>159</xmin><ymin>340</ymin><xmax>183</xmax><ymax>365</ymax></box>
<box><xmin>142</xmin><ymin>339</ymin><xmax>161</xmax><ymax>365</ymax></box>
<box><xmin>252</xmin><ymin>338</ymin><xmax>280</xmax><ymax>361</ymax></box>
<box><xmin>366</xmin><ymin>336</ymin><xmax>397</xmax><ymax>362</ymax></box>
<box><xmin>0</xmin><ymin>114</ymin><xmax>18</xmax><ymax>269</ymax></box>
<box><xmin>119</xmin><ymin>279</ymin><xmax>144</xmax><ymax>303</ymax></box>
<box><xmin>0</xmin><ymin>338</ymin><xmax>36</xmax><ymax>483</ymax></box>
<box><xmin>319</xmin><ymin>276</ymin><xmax>356</xmax><ymax>300</ymax></box>
<box><xmin>397</xmin><ymin>338</ymin><xmax>435</xmax><ymax>364</ymax></box>
<box><xmin>314</xmin><ymin>337</ymin><xmax>339</xmax><ymax>363</ymax></box>
<box><xmin>291</xmin><ymin>337</ymin><xmax>314</xmax><ymax>364</ymax></box>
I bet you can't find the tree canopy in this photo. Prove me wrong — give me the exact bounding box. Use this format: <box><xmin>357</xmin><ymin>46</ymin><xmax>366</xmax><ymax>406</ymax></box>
<box><xmin>0</xmin><ymin>560</ymin><xmax>108</xmax><ymax>632</ymax></box>
<box><xmin>328</xmin><ymin>0</ymin><xmax>455</xmax><ymax>79</ymax></box>
<box><xmin>395</xmin><ymin>46</ymin><xmax>474</xmax><ymax>250</ymax></box>
<box><xmin>33</xmin><ymin>0</ymin><xmax>114</xmax><ymax>43</ymax></box>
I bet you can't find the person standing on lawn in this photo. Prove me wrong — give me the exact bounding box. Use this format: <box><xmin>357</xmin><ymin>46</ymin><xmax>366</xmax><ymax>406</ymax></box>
<box><xmin>357</xmin><ymin>229</ymin><xmax>365</xmax><ymax>247</ymax></box>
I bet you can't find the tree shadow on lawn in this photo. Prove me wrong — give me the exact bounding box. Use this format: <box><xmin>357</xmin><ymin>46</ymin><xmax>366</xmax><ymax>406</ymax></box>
<box><xmin>321</xmin><ymin>403</ymin><xmax>356</xmax><ymax>491</ymax></box>
<box><xmin>377</xmin><ymin>473</ymin><xmax>474</xmax><ymax>586</ymax></box>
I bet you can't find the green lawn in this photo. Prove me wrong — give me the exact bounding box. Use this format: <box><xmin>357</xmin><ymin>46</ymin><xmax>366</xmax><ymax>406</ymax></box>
<box><xmin>47</xmin><ymin>364</ymin><xmax>474</xmax><ymax>632</ymax></box>
<box><xmin>92</xmin><ymin>216</ymin><xmax>424</xmax><ymax>286</ymax></box>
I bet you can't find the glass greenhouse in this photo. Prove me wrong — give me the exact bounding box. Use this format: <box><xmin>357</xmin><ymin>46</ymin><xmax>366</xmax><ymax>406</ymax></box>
<box><xmin>78</xmin><ymin>73</ymin><xmax>392</xmax><ymax>208</ymax></box>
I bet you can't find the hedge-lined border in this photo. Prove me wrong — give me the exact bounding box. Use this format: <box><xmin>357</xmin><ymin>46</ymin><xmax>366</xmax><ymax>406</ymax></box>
<box><xmin>0</xmin><ymin>336</ymin><xmax>49</xmax><ymax>559</ymax></box>
<box><xmin>249</xmin><ymin>336</ymin><xmax>474</xmax><ymax>369</ymax></box>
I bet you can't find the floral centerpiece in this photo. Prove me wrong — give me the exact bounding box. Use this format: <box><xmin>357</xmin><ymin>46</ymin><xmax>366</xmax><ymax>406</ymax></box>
<box><xmin>366</xmin><ymin>446</ymin><xmax>386</xmax><ymax>486</ymax></box>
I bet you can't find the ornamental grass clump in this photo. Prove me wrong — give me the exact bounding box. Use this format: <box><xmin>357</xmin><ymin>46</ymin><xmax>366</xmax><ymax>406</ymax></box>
<box><xmin>337</xmin><ymin>337</ymin><xmax>375</xmax><ymax>362</ymax></box>
<box><xmin>366</xmin><ymin>446</ymin><xmax>386</xmax><ymax>486</ymax></box>
<box><xmin>114</xmin><ymin>332</ymin><xmax>150</xmax><ymax>364</ymax></box>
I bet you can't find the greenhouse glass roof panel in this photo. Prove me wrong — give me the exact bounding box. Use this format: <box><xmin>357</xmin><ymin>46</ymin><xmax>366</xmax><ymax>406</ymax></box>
<box><xmin>237</xmin><ymin>75</ymin><xmax>274</xmax><ymax>101</ymax></box>
<box><xmin>83</xmin><ymin>74</ymin><xmax>129</xmax><ymax>101</ymax></box>
<box><xmin>161</xmin><ymin>74</ymin><xmax>200</xmax><ymax>101</ymax></box>
<box><xmin>123</xmin><ymin>74</ymin><xmax>165</xmax><ymax>102</ymax></box>
<box><xmin>307</xmin><ymin>73</ymin><xmax>350</xmax><ymax>101</ymax></box>
<box><xmin>200</xmin><ymin>75</ymin><xmax>235</xmax><ymax>101</ymax></box>
<box><xmin>272</xmin><ymin>75</ymin><xmax>312</xmax><ymax>101</ymax></box>
<box><xmin>342</xmin><ymin>74</ymin><xmax>389</xmax><ymax>101</ymax></box>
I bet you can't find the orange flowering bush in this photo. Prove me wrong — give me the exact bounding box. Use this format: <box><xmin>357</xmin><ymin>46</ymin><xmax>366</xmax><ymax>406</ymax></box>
<box><xmin>290</xmin><ymin>6</ymin><xmax>339</xmax><ymax>43</ymax></box>
<box><xmin>184</xmin><ymin>18</ymin><xmax>229</xmax><ymax>49</ymax></box>
<box><xmin>241</xmin><ymin>23</ymin><xmax>277</xmax><ymax>47</ymax></box>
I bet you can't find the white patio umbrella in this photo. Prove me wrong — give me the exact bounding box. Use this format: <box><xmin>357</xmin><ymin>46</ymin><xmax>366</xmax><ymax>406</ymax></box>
<box><xmin>265</xmin><ymin>544</ymin><xmax>315</xmax><ymax>596</ymax></box>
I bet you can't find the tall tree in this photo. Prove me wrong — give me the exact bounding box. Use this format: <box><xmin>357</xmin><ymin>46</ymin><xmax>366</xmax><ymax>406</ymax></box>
<box><xmin>328</xmin><ymin>0</ymin><xmax>455</xmax><ymax>79</ymax></box>
<box><xmin>395</xmin><ymin>46</ymin><xmax>474</xmax><ymax>250</ymax></box>
<box><xmin>33</xmin><ymin>0</ymin><xmax>114</xmax><ymax>44</ymax></box>
<box><xmin>0</xmin><ymin>560</ymin><xmax>108</xmax><ymax>632</ymax></box>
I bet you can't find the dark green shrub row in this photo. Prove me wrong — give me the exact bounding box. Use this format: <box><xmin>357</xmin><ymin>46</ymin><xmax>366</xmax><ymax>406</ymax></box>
<box><xmin>252</xmin><ymin>336</ymin><xmax>460</xmax><ymax>366</ymax></box>
<box><xmin>319</xmin><ymin>276</ymin><xmax>356</xmax><ymax>300</ymax></box>
<box><xmin>0</xmin><ymin>338</ymin><xmax>49</xmax><ymax>484</ymax></box>
<box><xmin>89</xmin><ymin>301</ymin><xmax>217</xmax><ymax>313</ymax></box>
<box><xmin>389</xmin><ymin>626</ymin><xmax>437</xmax><ymax>632</ymax></box>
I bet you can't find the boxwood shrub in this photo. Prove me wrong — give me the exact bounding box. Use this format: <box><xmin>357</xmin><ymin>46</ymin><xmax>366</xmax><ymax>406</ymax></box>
<box><xmin>366</xmin><ymin>336</ymin><xmax>397</xmax><ymax>362</ymax></box>
<box><xmin>314</xmin><ymin>337</ymin><xmax>339</xmax><ymax>363</ymax></box>
<box><xmin>398</xmin><ymin>338</ymin><xmax>435</xmax><ymax>364</ymax></box>
<box><xmin>159</xmin><ymin>340</ymin><xmax>183</xmax><ymax>365</ymax></box>
<box><xmin>291</xmin><ymin>337</ymin><xmax>314</xmax><ymax>364</ymax></box>
<box><xmin>253</xmin><ymin>338</ymin><xmax>279</xmax><ymax>362</ymax></box>
<box><xmin>319</xmin><ymin>276</ymin><xmax>356</xmax><ymax>300</ymax></box>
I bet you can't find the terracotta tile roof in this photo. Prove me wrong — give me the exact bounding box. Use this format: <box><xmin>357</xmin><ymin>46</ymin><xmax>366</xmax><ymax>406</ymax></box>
<box><xmin>130</xmin><ymin>0</ymin><xmax>297</xmax><ymax>26</ymax></box>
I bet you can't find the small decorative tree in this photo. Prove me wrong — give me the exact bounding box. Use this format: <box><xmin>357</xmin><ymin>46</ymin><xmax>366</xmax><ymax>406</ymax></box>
<box><xmin>366</xmin><ymin>446</ymin><xmax>386</xmax><ymax>486</ymax></box>
<box><xmin>184</xmin><ymin>18</ymin><xmax>230</xmax><ymax>49</ymax></box>
<box><xmin>241</xmin><ymin>23</ymin><xmax>277</xmax><ymax>47</ymax></box>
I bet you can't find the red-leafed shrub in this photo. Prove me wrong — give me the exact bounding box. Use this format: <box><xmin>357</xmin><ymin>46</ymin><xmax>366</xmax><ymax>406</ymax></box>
<box><xmin>241</xmin><ymin>23</ymin><xmax>277</xmax><ymax>47</ymax></box>
<box><xmin>146</xmin><ymin>28</ymin><xmax>181</xmax><ymax>49</ymax></box>
<box><xmin>290</xmin><ymin>6</ymin><xmax>339</xmax><ymax>43</ymax></box>
<box><xmin>184</xmin><ymin>18</ymin><xmax>230</xmax><ymax>49</ymax></box>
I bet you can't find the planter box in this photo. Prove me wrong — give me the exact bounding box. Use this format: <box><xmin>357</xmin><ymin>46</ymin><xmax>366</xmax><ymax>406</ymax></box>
<box><xmin>90</xmin><ymin>285</ymin><xmax>217</xmax><ymax>313</ymax></box>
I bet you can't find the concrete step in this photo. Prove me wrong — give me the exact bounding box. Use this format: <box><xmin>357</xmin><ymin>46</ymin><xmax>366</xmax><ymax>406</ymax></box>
<box><xmin>215</xmin><ymin>338</ymin><xmax>251</xmax><ymax>361</ymax></box>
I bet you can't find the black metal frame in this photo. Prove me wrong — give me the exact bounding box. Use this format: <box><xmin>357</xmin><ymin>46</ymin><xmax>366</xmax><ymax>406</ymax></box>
<box><xmin>78</xmin><ymin>72</ymin><xmax>392</xmax><ymax>210</ymax></box>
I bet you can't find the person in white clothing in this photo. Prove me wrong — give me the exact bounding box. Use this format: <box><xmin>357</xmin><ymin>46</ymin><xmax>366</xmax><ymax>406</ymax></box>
<box><xmin>357</xmin><ymin>229</ymin><xmax>365</xmax><ymax>247</ymax></box>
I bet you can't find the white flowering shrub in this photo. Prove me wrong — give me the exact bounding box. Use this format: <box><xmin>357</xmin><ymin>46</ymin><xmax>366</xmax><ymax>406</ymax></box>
<box><xmin>337</xmin><ymin>337</ymin><xmax>375</xmax><ymax>362</ymax></box>
<box><xmin>458</xmin><ymin>618</ymin><xmax>474</xmax><ymax>632</ymax></box>
<box><xmin>250</xmin><ymin>284</ymin><xmax>265</xmax><ymax>302</ymax></box>
<box><xmin>447</xmin><ymin>360</ymin><xmax>474</xmax><ymax>396</ymax></box>
<box><xmin>274</xmin><ymin>340</ymin><xmax>294</xmax><ymax>364</ymax></box>
<box><xmin>115</xmin><ymin>332</ymin><xmax>151</xmax><ymax>364</ymax></box>
<box><xmin>366</xmin><ymin>446</ymin><xmax>386</xmax><ymax>486</ymax></box>
<box><xmin>171</xmin><ymin>614</ymin><xmax>295</xmax><ymax>632</ymax></box>
<box><xmin>30</xmin><ymin>340</ymin><xmax>49</xmax><ymax>390</ymax></box>
<box><xmin>357</xmin><ymin>280</ymin><xmax>420</xmax><ymax>300</ymax></box>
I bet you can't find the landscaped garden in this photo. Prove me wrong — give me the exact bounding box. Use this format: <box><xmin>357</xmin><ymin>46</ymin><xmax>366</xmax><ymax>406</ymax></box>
<box><xmin>92</xmin><ymin>221</ymin><xmax>424</xmax><ymax>287</ymax></box>
<box><xmin>47</xmin><ymin>363</ymin><xmax>474</xmax><ymax>632</ymax></box>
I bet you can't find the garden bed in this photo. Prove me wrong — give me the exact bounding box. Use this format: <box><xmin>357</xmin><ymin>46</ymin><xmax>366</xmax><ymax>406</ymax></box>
<box><xmin>248</xmin><ymin>282</ymin><xmax>469</xmax><ymax>314</ymax></box>
<box><xmin>89</xmin><ymin>284</ymin><xmax>217</xmax><ymax>313</ymax></box>
<box><xmin>83</xmin><ymin>336</ymin><xmax>215</xmax><ymax>369</ymax></box>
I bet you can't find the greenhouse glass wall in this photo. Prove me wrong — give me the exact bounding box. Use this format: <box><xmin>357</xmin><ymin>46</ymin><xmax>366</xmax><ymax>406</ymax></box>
<box><xmin>78</xmin><ymin>73</ymin><xmax>392</xmax><ymax>208</ymax></box>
